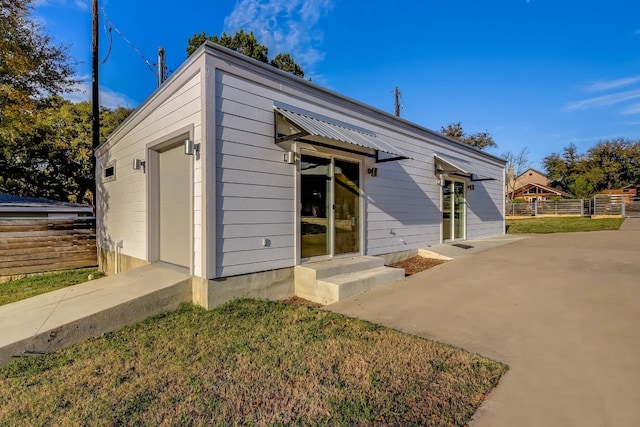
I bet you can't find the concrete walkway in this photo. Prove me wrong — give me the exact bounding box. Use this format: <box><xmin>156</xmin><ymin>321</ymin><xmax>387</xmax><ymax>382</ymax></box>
<box><xmin>0</xmin><ymin>263</ymin><xmax>191</xmax><ymax>365</ymax></box>
<box><xmin>328</xmin><ymin>220</ymin><xmax>640</xmax><ymax>426</ymax></box>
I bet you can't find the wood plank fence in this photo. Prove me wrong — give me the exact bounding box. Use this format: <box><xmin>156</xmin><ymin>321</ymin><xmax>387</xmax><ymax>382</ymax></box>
<box><xmin>0</xmin><ymin>217</ymin><xmax>97</xmax><ymax>277</ymax></box>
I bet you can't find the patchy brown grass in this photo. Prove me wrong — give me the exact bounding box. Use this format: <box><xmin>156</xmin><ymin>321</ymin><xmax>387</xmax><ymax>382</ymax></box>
<box><xmin>0</xmin><ymin>299</ymin><xmax>507</xmax><ymax>426</ymax></box>
<box><xmin>281</xmin><ymin>295</ymin><xmax>322</xmax><ymax>308</ymax></box>
<box><xmin>0</xmin><ymin>268</ymin><xmax>104</xmax><ymax>306</ymax></box>
<box><xmin>389</xmin><ymin>256</ymin><xmax>449</xmax><ymax>276</ymax></box>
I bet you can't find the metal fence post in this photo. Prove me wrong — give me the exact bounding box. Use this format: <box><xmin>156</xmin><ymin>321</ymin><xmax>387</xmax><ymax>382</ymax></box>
<box><xmin>580</xmin><ymin>199</ymin><xmax>584</xmax><ymax>216</ymax></box>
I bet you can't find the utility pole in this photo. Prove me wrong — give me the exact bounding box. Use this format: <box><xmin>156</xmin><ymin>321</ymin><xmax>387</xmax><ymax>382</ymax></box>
<box><xmin>92</xmin><ymin>0</ymin><xmax>100</xmax><ymax>208</ymax></box>
<box><xmin>394</xmin><ymin>86</ymin><xmax>401</xmax><ymax>117</ymax></box>
<box><xmin>157</xmin><ymin>47</ymin><xmax>166</xmax><ymax>86</ymax></box>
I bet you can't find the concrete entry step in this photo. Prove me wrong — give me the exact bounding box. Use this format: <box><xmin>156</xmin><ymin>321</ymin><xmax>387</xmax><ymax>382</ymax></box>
<box><xmin>0</xmin><ymin>263</ymin><xmax>192</xmax><ymax>366</ymax></box>
<box><xmin>294</xmin><ymin>256</ymin><xmax>404</xmax><ymax>305</ymax></box>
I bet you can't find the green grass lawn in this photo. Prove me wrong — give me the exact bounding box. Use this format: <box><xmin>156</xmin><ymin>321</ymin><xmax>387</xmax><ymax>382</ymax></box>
<box><xmin>0</xmin><ymin>299</ymin><xmax>508</xmax><ymax>426</ymax></box>
<box><xmin>506</xmin><ymin>216</ymin><xmax>625</xmax><ymax>234</ymax></box>
<box><xmin>0</xmin><ymin>268</ymin><xmax>103</xmax><ymax>306</ymax></box>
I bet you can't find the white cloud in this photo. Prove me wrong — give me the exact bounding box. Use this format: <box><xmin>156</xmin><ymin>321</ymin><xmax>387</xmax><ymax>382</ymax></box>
<box><xmin>584</xmin><ymin>75</ymin><xmax>640</xmax><ymax>92</ymax></box>
<box><xmin>566</xmin><ymin>89</ymin><xmax>640</xmax><ymax>111</ymax></box>
<box><xmin>223</xmin><ymin>0</ymin><xmax>333</xmax><ymax>72</ymax></box>
<box><xmin>33</xmin><ymin>0</ymin><xmax>89</xmax><ymax>10</ymax></box>
<box><xmin>621</xmin><ymin>102</ymin><xmax>640</xmax><ymax>115</ymax></box>
<box><xmin>74</xmin><ymin>0</ymin><xmax>89</xmax><ymax>11</ymax></box>
<box><xmin>64</xmin><ymin>78</ymin><xmax>136</xmax><ymax>109</ymax></box>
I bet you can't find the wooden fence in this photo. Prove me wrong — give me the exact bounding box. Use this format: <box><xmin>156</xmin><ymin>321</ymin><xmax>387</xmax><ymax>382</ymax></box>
<box><xmin>0</xmin><ymin>217</ymin><xmax>97</xmax><ymax>277</ymax></box>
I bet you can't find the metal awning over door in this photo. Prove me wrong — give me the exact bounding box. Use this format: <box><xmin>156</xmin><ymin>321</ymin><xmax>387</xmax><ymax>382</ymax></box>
<box><xmin>434</xmin><ymin>153</ymin><xmax>497</xmax><ymax>182</ymax></box>
<box><xmin>274</xmin><ymin>102</ymin><xmax>410</xmax><ymax>162</ymax></box>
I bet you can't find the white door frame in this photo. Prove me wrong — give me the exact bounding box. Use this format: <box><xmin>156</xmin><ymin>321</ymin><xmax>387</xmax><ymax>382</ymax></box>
<box><xmin>441</xmin><ymin>177</ymin><xmax>467</xmax><ymax>242</ymax></box>
<box><xmin>146</xmin><ymin>126</ymin><xmax>195</xmax><ymax>273</ymax></box>
<box><xmin>297</xmin><ymin>148</ymin><xmax>364</xmax><ymax>264</ymax></box>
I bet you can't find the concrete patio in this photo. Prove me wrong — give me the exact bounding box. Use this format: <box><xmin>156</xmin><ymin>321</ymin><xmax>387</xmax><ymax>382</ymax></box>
<box><xmin>328</xmin><ymin>219</ymin><xmax>640</xmax><ymax>426</ymax></box>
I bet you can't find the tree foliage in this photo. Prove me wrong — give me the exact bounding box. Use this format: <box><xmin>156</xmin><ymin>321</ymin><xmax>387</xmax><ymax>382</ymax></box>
<box><xmin>0</xmin><ymin>0</ymin><xmax>112</xmax><ymax>203</ymax></box>
<box><xmin>543</xmin><ymin>139</ymin><xmax>640</xmax><ymax>197</ymax></box>
<box><xmin>270</xmin><ymin>53</ymin><xmax>304</xmax><ymax>78</ymax></box>
<box><xmin>0</xmin><ymin>0</ymin><xmax>76</xmax><ymax>141</ymax></box>
<box><xmin>440</xmin><ymin>122</ymin><xmax>497</xmax><ymax>150</ymax></box>
<box><xmin>0</xmin><ymin>96</ymin><xmax>132</xmax><ymax>204</ymax></box>
<box><xmin>186</xmin><ymin>30</ymin><xmax>305</xmax><ymax>77</ymax></box>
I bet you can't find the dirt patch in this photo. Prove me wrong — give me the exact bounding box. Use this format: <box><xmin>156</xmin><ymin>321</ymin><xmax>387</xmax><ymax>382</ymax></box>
<box><xmin>388</xmin><ymin>255</ymin><xmax>449</xmax><ymax>276</ymax></box>
<box><xmin>280</xmin><ymin>295</ymin><xmax>322</xmax><ymax>308</ymax></box>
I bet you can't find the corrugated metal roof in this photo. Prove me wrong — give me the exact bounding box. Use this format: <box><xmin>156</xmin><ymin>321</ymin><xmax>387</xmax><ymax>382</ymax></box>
<box><xmin>434</xmin><ymin>153</ymin><xmax>469</xmax><ymax>174</ymax></box>
<box><xmin>434</xmin><ymin>154</ymin><xmax>498</xmax><ymax>182</ymax></box>
<box><xmin>274</xmin><ymin>103</ymin><xmax>410</xmax><ymax>159</ymax></box>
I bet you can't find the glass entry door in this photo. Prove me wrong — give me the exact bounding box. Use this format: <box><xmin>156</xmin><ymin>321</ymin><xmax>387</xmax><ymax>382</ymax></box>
<box><xmin>334</xmin><ymin>159</ymin><xmax>360</xmax><ymax>255</ymax></box>
<box><xmin>442</xmin><ymin>180</ymin><xmax>465</xmax><ymax>241</ymax></box>
<box><xmin>300</xmin><ymin>154</ymin><xmax>360</xmax><ymax>259</ymax></box>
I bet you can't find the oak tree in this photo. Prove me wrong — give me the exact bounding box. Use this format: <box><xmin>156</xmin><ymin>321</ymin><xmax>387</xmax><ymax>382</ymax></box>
<box><xmin>543</xmin><ymin>139</ymin><xmax>640</xmax><ymax>197</ymax></box>
<box><xmin>0</xmin><ymin>97</ymin><xmax>132</xmax><ymax>203</ymax></box>
<box><xmin>0</xmin><ymin>0</ymin><xmax>76</xmax><ymax>142</ymax></box>
<box><xmin>186</xmin><ymin>30</ymin><xmax>305</xmax><ymax>77</ymax></box>
<box><xmin>440</xmin><ymin>122</ymin><xmax>497</xmax><ymax>150</ymax></box>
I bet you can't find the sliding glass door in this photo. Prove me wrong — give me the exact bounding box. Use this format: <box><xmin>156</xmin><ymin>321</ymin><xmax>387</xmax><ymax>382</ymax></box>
<box><xmin>300</xmin><ymin>154</ymin><xmax>360</xmax><ymax>259</ymax></box>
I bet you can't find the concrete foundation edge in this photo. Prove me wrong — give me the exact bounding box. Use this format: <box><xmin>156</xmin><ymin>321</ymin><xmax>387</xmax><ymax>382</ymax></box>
<box><xmin>192</xmin><ymin>267</ymin><xmax>295</xmax><ymax>310</ymax></box>
<box><xmin>98</xmin><ymin>247</ymin><xmax>149</xmax><ymax>275</ymax></box>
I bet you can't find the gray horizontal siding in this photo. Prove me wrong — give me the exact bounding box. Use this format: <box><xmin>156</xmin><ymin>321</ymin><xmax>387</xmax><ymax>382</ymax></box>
<box><xmin>217</xmin><ymin>223</ymin><xmax>292</xmax><ymax>239</ymax></box>
<box><xmin>215</xmin><ymin>69</ymin><xmax>295</xmax><ymax>277</ymax></box>
<box><xmin>97</xmin><ymin>70</ymin><xmax>203</xmax><ymax>267</ymax></box>
<box><xmin>212</xmin><ymin>65</ymin><xmax>505</xmax><ymax>276</ymax></box>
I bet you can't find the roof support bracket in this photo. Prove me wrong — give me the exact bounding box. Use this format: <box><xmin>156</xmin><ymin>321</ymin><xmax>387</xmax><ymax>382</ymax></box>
<box><xmin>275</xmin><ymin>130</ymin><xmax>309</xmax><ymax>144</ymax></box>
<box><xmin>375</xmin><ymin>150</ymin><xmax>408</xmax><ymax>163</ymax></box>
<box><xmin>470</xmin><ymin>175</ymin><xmax>497</xmax><ymax>182</ymax></box>
<box><xmin>449</xmin><ymin>172</ymin><xmax>473</xmax><ymax>179</ymax></box>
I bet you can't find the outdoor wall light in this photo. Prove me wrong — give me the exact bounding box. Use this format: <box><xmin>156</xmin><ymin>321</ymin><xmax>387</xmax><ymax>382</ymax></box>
<box><xmin>284</xmin><ymin>151</ymin><xmax>295</xmax><ymax>164</ymax></box>
<box><xmin>184</xmin><ymin>139</ymin><xmax>200</xmax><ymax>156</ymax></box>
<box><xmin>132</xmin><ymin>158</ymin><xmax>146</xmax><ymax>173</ymax></box>
<box><xmin>367</xmin><ymin>167</ymin><xmax>378</xmax><ymax>177</ymax></box>
<box><xmin>467</xmin><ymin>184</ymin><xmax>475</xmax><ymax>191</ymax></box>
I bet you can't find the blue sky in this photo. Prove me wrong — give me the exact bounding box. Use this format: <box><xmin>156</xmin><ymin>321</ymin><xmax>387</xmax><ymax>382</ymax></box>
<box><xmin>34</xmin><ymin>0</ymin><xmax>640</xmax><ymax>168</ymax></box>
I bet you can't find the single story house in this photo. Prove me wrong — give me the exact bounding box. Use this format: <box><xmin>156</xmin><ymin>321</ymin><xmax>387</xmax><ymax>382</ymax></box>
<box><xmin>95</xmin><ymin>42</ymin><xmax>506</xmax><ymax>307</ymax></box>
<box><xmin>508</xmin><ymin>182</ymin><xmax>570</xmax><ymax>201</ymax></box>
<box><xmin>0</xmin><ymin>192</ymin><xmax>93</xmax><ymax>218</ymax></box>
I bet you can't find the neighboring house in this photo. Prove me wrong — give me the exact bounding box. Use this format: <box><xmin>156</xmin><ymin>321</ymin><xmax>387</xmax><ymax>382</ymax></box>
<box><xmin>511</xmin><ymin>168</ymin><xmax>549</xmax><ymax>189</ymax></box>
<box><xmin>506</xmin><ymin>168</ymin><xmax>569</xmax><ymax>201</ymax></box>
<box><xmin>95</xmin><ymin>42</ymin><xmax>506</xmax><ymax>307</ymax></box>
<box><xmin>509</xmin><ymin>182</ymin><xmax>570</xmax><ymax>201</ymax></box>
<box><xmin>597</xmin><ymin>186</ymin><xmax>638</xmax><ymax>203</ymax></box>
<box><xmin>0</xmin><ymin>192</ymin><xmax>93</xmax><ymax>218</ymax></box>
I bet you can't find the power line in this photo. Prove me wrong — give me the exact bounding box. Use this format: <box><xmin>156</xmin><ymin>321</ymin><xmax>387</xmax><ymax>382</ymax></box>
<box><xmin>99</xmin><ymin>7</ymin><xmax>157</xmax><ymax>77</ymax></box>
<box><xmin>100</xmin><ymin>23</ymin><xmax>112</xmax><ymax>64</ymax></box>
